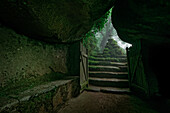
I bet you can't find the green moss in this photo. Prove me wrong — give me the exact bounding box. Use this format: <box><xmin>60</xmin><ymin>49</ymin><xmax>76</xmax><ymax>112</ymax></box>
<box><xmin>83</xmin><ymin>8</ymin><xmax>112</xmax><ymax>55</ymax></box>
<box><xmin>103</xmin><ymin>54</ymin><xmax>111</xmax><ymax>57</ymax></box>
<box><xmin>89</xmin><ymin>65</ymin><xmax>100</xmax><ymax>69</ymax></box>
<box><xmin>44</xmin><ymin>72</ymin><xmax>65</xmax><ymax>81</ymax></box>
<box><xmin>103</xmin><ymin>51</ymin><xmax>109</xmax><ymax>55</ymax></box>
<box><xmin>0</xmin><ymin>72</ymin><xmax>66</xmax><ymax>98</ymax></box>
<box><xmin>88</xmin><ymin>60</ymin><xmax>99</xmax><ymax>64</ymax></box>
<box><xmin>89</xmin><ymin>56</ymin><xmax>120</xmax><ymax>62</ymax></box>
<box><xmin>18</xmin><ymin>90</ymin><xmax>55</xmax><ymax>113</ymax></box>
<box><xmin>103</xmin><ymin>39</ymin><xmax>125</xmax><ymax>57</ymax></box>
<box><xmin>89</xmin><ymin>60</ymin><xmax>115</xmax><ymax>66</ymax></box>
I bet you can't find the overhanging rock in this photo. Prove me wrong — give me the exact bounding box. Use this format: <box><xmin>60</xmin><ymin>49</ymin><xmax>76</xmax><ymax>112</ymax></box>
<box><xmin>112</xmin><ymin>0</ymin><xmax>170</xmax><ymax>44</ymax></box>
<box><xmin>0</xmin><ymin>0</ymin><xmax>115</xmax><ymax>43</ymax></box>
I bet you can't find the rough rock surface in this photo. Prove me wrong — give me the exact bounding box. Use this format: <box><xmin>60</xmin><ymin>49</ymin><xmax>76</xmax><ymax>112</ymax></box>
<box><xmin>0</xmin><ymin>0</ymin><xmax>115</xmax><ymax>43</ymax></box>
<box><xmin>112</xmin><ymin>0</ymin><xmax>170</xmax><ymax>44</ymax></box>
<box><xmin>0</xmin><ymin>26</ymin><xmax>69</xmax><ymax>88</ymax></box>
<box><xmin>111</xmin><ymin>0</ymin><xmax>170</xmax><ymax>98</ymax></box>
<box><xmin>0</xmin><ymin>77</ymin><xmax>80</xmax><ymax>113</ymax></box>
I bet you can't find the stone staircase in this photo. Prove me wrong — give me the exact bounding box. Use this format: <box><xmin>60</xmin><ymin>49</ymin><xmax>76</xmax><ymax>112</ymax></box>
<box><xmin>87</xmin><ymin>54</ymin><xmax>130</xmax><ymax>94</ymax></box>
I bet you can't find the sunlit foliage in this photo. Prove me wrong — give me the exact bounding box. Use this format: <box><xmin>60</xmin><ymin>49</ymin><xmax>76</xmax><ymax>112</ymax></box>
<box><xmin>83</xmin><ymin>8</ymin><xmax>112</xmax><ymax>55</ymax></box>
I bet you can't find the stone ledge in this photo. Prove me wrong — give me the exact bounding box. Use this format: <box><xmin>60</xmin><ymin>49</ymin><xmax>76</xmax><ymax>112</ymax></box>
<box><xmin>0</xmin><ymin>76</ymin><xmax>80</xmax><ymax>113</ymax></box>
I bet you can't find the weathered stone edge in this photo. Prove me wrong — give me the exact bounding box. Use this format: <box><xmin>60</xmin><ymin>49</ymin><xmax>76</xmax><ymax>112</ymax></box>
<box><xmin>0</xmin><ymin>76</ymin><xmax>80</xmax><ymax>113</ymax></box>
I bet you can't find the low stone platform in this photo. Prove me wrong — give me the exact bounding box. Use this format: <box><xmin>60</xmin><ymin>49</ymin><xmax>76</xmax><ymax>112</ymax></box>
<box><xmin>0</xmin><ymin>76</ymin><xmax>80</xmax><ymax>113</ymax></box>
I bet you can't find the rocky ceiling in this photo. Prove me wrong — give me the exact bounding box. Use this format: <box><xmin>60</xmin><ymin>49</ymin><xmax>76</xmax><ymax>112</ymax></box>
<box><xmin>0</xmin><ymin>0</ymin><xmax>115</xmax><ymax>43</ymax></box>
<box><xmin>112</xmin><ymin>0</ymin><xmax>170</xmax><ymax>44</ymax></box>
<box><xmin>0</xmin><ymin>0</ymin><xmax>169</xmax><ymax>44</ymax></box>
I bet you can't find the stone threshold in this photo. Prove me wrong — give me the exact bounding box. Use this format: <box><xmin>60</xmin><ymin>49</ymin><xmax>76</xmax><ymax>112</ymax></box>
<box><xmin>0</xmin><ymin>76</ymin><xmax>80</xmax><ymax>113</ymax></box>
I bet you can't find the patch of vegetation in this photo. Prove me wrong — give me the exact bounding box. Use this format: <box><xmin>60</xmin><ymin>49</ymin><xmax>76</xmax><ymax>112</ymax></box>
<box><xmin>18</xmin><ymin>90</ymin><xmax>55</xmax><ymax>113</ymax></box>
<box><xmin>88</xmin><ymin>60</ymin><xmax>100</xmax><ymax>64</ymax></box>
<box><xmin>102</xmin><ymin>54</ymin><xmax>111</xmax><ymax>57</ymax></box>
<box><xmin>103</xmin><ymin>39</ymin><xmax>125</xmax><ymax>57</ymax></box>
<box><xmin>89</xmin><ymin>60</ymin><xmax>111</xmax><ymax>65</ymax></box>
<box><xmin>83</xmin><ymin>8</ymin><xmax>112</xmax><ymax>55</ymax></box>
<box><xmin>89</xmin><ymin>65</ymin><xmax>101</xmax><ymax>69</ymax></box>
<box><xmin>89</xmin><ymin>56</ymin><xmax>120</xmax><ymax>62</ymax></box>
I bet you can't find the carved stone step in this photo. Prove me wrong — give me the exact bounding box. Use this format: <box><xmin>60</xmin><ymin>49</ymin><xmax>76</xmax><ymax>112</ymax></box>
<box><xmin>89</xmin><ymin>65</ymin><xmax>127</xmax><ymax>72</ymax></box>
<box><xmin>119</xmin><ymin>66</ymin><xmax>128</xmax><ymax>72</ymax></box>
<box><xmin>89</xmin><ymin>61</ymin><xmax>127</xmax><ymax>67</ymax></box>
<box><xmin>89</xmin><ymin>77</ymin><xmax>129</xmax><ymax>88</ymax></box>
<box><xmin>91</xmin><ymin>55</ymin><xmax>127</xmax><ymax>58</ymax></box>
<box><xmin>89</xmin><ymin>71</ymin><xmax>128</xmax><ymax>79</ymax></box>
<box><xmin>87</xmin><ymin>85</ymin><xmax>130</xmax><ymax>94</ymax></box>
<box><xmin>89</xmin><ymin>57</ymin><xmax>127</xmax><ymax>62</ymax></box>
<box><xmin>89</xmin><ymin>65</ymin><xmax>120</xmax><ymax>72</ymax></box>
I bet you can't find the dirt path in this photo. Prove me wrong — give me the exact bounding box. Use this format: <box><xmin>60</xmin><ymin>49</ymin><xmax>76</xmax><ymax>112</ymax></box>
<box><xmin>57</xmin><ymin>91</ymin><xmax>168</xmax><ymax>113</ymax></box>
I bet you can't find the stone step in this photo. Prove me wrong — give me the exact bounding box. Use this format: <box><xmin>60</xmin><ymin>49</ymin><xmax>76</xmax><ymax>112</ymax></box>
<box><xmin>89</xmin><ymin>65</ymin><xmax>120</xmax><ymax>72</ymax></box>
<box><xmin>89</xmin><ymin>61</ymin><xmax>127</xmax><ymax>67</ymax></box>
<box><xmin>86</xmin><ymin>85</ymin><xmax>130</xmax><ymax>94</ymax></box>
<box><xmin>89</xmin><ymin>65</ymin><xmax>127</xmax><ymax>72</ymax></box>
<box><xmin>107</xmin><ymin>55</ymin><xmax>127</xmax><ymax>58</ymax></box>
<box><xmin>96</xmin><ymin>53</ymin><xmax>103</xmax><ymax>56</ymax></box>
<box><xmin>89</xmin><ymin>71</ymin><xmax>128</xmax><ymax>79</ymax></box>
<box><xmin>119</xmin><ymin>66</ymin><xmax>128</xmax><ymax>72</ymax></box>
<box><xmin>91</xmin><ymin>55</ymin><xmax>127</xmax><ymax>58</ymax></box>
<box><xmin>89</xmin><ymin>77</ymin><xmax>129</xmax><ymax>88</ymax></box>
<box><xmin>89</xmin><ymin>57</ymin><xmax>127</xmax><ymax>62</ymax></box>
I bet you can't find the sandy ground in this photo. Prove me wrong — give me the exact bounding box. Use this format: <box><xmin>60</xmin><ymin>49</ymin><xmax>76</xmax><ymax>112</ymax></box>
<box><xmin>58</xmin><ymin>91</ymin><xmax>170</xmax><ymax>113</ymax></box>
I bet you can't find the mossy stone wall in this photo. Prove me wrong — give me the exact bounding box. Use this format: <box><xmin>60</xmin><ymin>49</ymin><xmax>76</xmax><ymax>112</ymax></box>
<box><xmin>0</xmin><ymin>26</ymin><xmax>71</xmax><ymax>88</ymax></box>
<box><xmin>0</xmin><ymin>78</ymin><xmax>80</xmax><ymax>113</ymax></box>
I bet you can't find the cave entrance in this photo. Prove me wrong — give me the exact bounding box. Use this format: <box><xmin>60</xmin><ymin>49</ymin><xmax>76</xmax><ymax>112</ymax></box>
<box><xmin>81</xmin><ymin>8</ymin><xmax>132</xmax><ymax>93</ymax></box>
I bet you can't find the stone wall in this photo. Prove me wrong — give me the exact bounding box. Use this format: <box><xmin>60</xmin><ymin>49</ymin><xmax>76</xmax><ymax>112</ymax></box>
<box><xmin>0</xmin><ymin>77</ymin><xmax>80</xmax><ymax>113</ymax></box>
<box><xmin>0</xmin><ymin>26</ymin><xmax>70</xmax><ymax>88</ymax></box>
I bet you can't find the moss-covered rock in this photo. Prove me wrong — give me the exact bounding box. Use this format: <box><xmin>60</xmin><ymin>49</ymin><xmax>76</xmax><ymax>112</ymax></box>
<box><xmin>0</xmin><ymin>0</ymin><xmax>115</xmax><ymax>43</ymax></box>
<box><xmin>0</xmin><ymin>26</ymin><xmax>71</xmax><ymax>89</ymax></box>
<box><xmin>0</xmin><ymin>77</ymin><xmax>80</xmax><ymax>113</ymax></box>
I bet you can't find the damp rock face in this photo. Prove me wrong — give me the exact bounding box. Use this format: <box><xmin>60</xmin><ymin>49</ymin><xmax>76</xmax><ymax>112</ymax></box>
<box><xmin>112</xmin><ymin>0</ymin><xmax>170</xmax><ymax>43</ymax></box>
<box><xmin>0</xmin><ymin>77</ymin><xmax>80</xmax><ymax>113</ymax></box>
<box><xmin>0</xmin><ymin>26</ymin><xmax>69</xmax><ymax>88</ymax></box>
<box><xmin>111</xmin><ymin>0</ymin><xmax>170</xmax><ymax>98</ymax></box>
<box><xmin>0</xmin><ymin>0</ymin><xmax>115</xmax><ymax>43</ymax></box>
